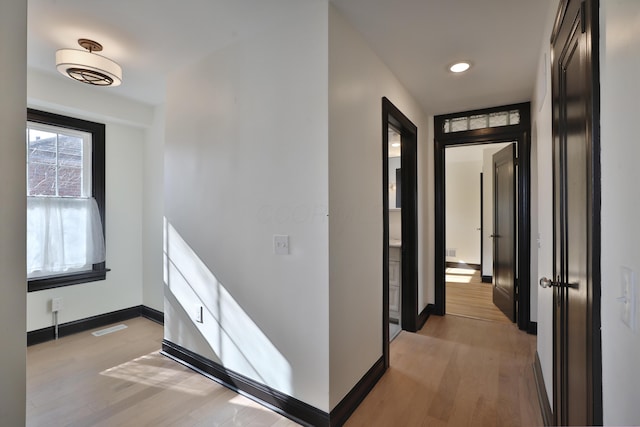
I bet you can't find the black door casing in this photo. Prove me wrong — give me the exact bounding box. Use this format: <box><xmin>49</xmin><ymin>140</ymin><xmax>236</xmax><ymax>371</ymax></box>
<box><xmin>551</xmin><ymin>0</ymin><xmax>602</xmax><ymax>424</ymax></box>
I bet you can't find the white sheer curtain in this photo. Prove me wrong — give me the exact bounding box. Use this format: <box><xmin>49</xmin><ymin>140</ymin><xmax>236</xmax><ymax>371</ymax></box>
<box><xmin>27</xmin><ymin>197</ymin><xmax>105</xmax><ymax>278</ymax></box>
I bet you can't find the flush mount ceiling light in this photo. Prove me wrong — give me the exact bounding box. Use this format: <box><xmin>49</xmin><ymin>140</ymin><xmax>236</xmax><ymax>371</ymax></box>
<box><xmin>56</xmin><ymin>39</ymin><xmax>122</xmax><ymax>87</ymax></box>
<box><xmin>449</xmin><ymin>61</ymin><xmax>471</xmax><ymax>73</ymax></box>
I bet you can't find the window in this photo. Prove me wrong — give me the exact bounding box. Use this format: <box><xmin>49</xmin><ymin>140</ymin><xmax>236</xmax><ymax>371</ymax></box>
<box><xmin>27</xmin><ymin>109</ymin><xmax>108</xmax><ymax>292</ymax></box>
<box><xmin>442</xmin><ymin>109</ymin><xmax>521</xmax><ymax>133</ymax></box>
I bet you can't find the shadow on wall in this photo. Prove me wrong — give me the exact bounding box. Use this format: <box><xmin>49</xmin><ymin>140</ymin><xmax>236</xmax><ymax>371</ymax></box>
<box><xmin>163</xmin><ymin>218</ymin><xmax>292</xmax><ymax>395</ymax></box>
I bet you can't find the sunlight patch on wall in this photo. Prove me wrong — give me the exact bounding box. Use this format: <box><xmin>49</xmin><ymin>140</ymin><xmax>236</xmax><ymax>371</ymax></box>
<box><xmin>163</xmin><ymin>218</ymin><xmax>292</xmax><ymax>395</ymax></box>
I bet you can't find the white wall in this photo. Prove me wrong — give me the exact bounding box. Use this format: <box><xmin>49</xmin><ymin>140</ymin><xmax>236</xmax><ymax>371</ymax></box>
<box><xmin>445</xmin><ymin>154</ymin><xmax>482</xmax><ymax>265</ymax></box>
<box><xmin>164</xmin><ymin>1</ymin><xmax>329</xmax><ymax>411</ymax></box>
<box><xmin>532</xmin><ymin>0</ymin><xmax>558</xmax><ymax>404</ymax></box>
<box><xmin>328</xmin><ymin>4</ymin><xmax>432</xmax><ymax>408</ymax></box>
<box><xmin>599</xmin><ymin>1</ymin><xmax>640</xmax><ymax>423</ymax></box>
<box><xmin>0</xmin><ymin>1</ymin><xmax>27</xmax><ymax>424</ymax></box>
<box><xmin>529</xmin><ymin>128</ymin><xmax>539</xmax><ymax>324</ymax></box>
<box><xmin>143</xmin><ymin>105</ymin><xmax>165</xmax><ymax>311</ymax></box>
<box><xmin>389</xmin><ymin>210</ymin><xmax>401</xmax><ymax>241</ymax></box>
<box><xmin>26</xmin><ymin>69</ymin><xmax>156</xmax><ymax>331</ymax></box>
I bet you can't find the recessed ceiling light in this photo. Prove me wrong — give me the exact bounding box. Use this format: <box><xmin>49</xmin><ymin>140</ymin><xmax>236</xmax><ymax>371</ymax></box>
<box><xmin>449</xmin><ymin>62</ymin><xmax>471</xmax><ymax>73</ymax></box>
<box><xmin>391</xmin><ymin>142</ymin><xmax>400</xmax><ymax>147</ymax></box>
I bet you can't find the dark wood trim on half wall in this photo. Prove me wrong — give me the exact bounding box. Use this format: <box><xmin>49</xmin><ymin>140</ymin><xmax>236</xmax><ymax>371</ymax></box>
<box><xmin>162</xmin><ymin>339</ymin><xmax>386</xmax><ymax>427</ymax></box>
<box><xmin>329</xmin><ymin>357</ymin><xmax>386</xmax><ymax>426</ymax></box>
<box><xmin>417</xmin><ymin>303</ymin><xmax>435</xmax><ymax>331</ymax></box>
<box><xmin>162</xmin><ymin>340</ymin><xmax>331</xmax><ymax>427</ymax></box>
<box><xmin>27</xmin><ymin>305</ymin><xmax>164</xmax><ymax>346</ymax></box>
<box><xmin>533</xmin><ymin>351</ymin><xmax>553</xmax><ymax>426</ymax></box>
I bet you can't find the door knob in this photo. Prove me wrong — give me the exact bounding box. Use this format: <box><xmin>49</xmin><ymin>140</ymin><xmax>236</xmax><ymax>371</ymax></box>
<box><xmin>490</xmin><ymin>234</ymin><xmax>500</xmax><ymax>238</ymax></box>
<box><xmin>539</xmin><ymin>277</ymin><xmax>556</xmax><ymax>288</ymax></box>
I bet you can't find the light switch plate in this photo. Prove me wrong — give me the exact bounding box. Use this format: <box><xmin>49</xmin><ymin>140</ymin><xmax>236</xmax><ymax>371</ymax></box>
<box><xmin>274</xmin><ymin>235</ymin><xmax>289</xmax><ymax>255</ymax></box>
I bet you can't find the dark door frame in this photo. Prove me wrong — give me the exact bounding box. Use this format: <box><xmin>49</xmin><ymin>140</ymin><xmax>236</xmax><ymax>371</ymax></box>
<box><xmin>382</xmin><ymin>97</ymin><xmax>419</xmax><ymax>368</ymax></box>
<box><xmin>434</xmin><ymin>102</ymin><xmax>533</xmax><ymax>332</ymax></box>
<box><xmin>550</xmin><ymin>0</ymin><xmax>602</xmax><ymax>423</ymax></box>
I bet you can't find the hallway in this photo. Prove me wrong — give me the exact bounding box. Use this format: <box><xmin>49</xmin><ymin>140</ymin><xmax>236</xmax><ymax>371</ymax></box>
<box><xmin>346</xmin><ymin>315</ymin><xmax>541</xmax><ymax>426</ymax></box>
<box><xmin>445</xmin><ymin>268</ymin><xmax>511</xmax><ymax>323</ymax></box>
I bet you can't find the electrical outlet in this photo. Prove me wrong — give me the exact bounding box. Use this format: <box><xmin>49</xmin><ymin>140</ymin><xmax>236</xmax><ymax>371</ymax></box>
<box><xmin>274</xmin><ymin>235</ymin><xmax>289</xmax><ymax>255</ymax></box>
<box><xmin>51</xmin><ymin>297</ymin><xmax>63</xmax><ymax>312</ymax></box>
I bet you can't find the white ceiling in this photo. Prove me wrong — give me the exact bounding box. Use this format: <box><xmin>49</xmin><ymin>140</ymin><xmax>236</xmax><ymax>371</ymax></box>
<box><xmin>331</xmin><ymin>0</ymin><xmax>555</xmax><ymax>115</ymax></box>
<box><xmin>28</xmin><ymin>0</ymin><xmax>303</xmax><ymax>105</ymax></box>
<box><xmin>28</xmin><ymin>0</ymin><xmax>555</xmax><ymax>114</ymax></box>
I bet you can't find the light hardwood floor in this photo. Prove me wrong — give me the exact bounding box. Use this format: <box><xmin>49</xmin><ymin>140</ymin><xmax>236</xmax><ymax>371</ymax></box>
<box><xmin>27</xmin><ymin>317</ymin><xmax>299</xmax><ymax>427</ymax></box>
<box><xmin>445</xmin><ymin>268</ymin><xmax>511</xmax><ymax>323</ymax></box>
<box><xmin>346</xmin><ymin>315</ymin><xmax>542</xmax><ymax>426</ymax></box>
<box><xmin>28</xmin><ymin>314</ymin><xmax>540</xmax><ymax>426</ymax></box>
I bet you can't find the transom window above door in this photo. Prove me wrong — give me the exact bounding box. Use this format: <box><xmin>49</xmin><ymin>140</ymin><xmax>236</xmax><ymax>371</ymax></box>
<box><xmin>443</xmin><ymin>109</ymin><xmax>521</xmax><ymax>133</ymax></box>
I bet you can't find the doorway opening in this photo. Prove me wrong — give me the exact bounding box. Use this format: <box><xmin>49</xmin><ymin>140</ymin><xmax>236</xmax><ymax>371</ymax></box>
<box><xmin>382</xmin><ymin>97</ymin><xmax>419</xmax><ymax>368</ymax></box>
<box><xmin>388</xmin><ymin>124</ymin><xmax>402</xmax><ymax>340</ymax></box>
<box><xmin>434</xmin><ymin>103</ymin><xmax>534</xmax><ymax>332</ymax></box>
<box><xmin>445</xmin><ymin>142</ymin><xmax>513</xmax><ymax>323</ymax></box>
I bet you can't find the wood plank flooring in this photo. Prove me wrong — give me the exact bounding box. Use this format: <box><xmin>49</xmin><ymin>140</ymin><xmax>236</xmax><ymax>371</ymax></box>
<box><xmin>28</xmin><ymin>314</ymin><xmax>540</xmax><ymax>427</ymax></box>
<box><xmin>445</xmin><ymin>269</ymin><xmax>511</xmax><ymax>323</ymax></box>
<box><xmin>346</xmin><ymin>315</ymin><xmax>541</xmax><ymax>427</ymax></box>
<box><xmin>26</xmin><ymin>317</ymin><xmax>299</xmax><ymax>427</ymax></box>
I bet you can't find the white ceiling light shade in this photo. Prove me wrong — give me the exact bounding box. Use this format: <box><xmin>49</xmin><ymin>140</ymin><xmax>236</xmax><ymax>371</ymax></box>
<box><xmin>449</xmin><ymin>61</ymin><xmax>471</xmax><ymax>73</ymax></box>
<box><xmin>56</xmin><ymin>39</ymin><xmax>122</xmax><ymax>87</ymax></box>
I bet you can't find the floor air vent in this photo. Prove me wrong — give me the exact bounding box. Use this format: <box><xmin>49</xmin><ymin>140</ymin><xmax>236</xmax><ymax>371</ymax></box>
<box><xmin>91</xmin><ymin>324</ymin><xmax>128</xmax><ymax>337</ymax></box>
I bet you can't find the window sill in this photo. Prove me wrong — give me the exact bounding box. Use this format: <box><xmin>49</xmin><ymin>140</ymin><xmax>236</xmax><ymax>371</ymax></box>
<box><xmin>28</xmin><ymin>268</ymin><xmax>110</xmax><ymax>292</ymax></box>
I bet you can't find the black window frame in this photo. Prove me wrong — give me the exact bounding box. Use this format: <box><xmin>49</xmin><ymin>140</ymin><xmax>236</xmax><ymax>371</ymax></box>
<box><xmin>27</xmin><ymin>108</ymin><xmax>108</xmax><ymax>292</ymax></box>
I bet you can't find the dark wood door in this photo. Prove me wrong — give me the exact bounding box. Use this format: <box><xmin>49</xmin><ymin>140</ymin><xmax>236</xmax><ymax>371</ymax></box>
<box><xmin>492</xmin><ymin>144</ymin><xmax>516</xmax><ymax>322</ymax></box>
<box><xmin>551</xmin><ymin>0</ymin><xmax>601</xmax><ymax>424</ymax></box>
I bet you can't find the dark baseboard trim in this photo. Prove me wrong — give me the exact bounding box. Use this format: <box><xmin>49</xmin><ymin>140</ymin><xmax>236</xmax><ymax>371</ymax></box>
<box><xmin>446</xmin><ymin>261</ymin><xmax>480</xmax><ymax>270</ymax></box>
<box><xmin>140</xmin><ymin>305</ymin><xmax>164</xmax><ymax>324</ymax></box>
<box><xmin>533</xmin><ymin>351</ymin><xmax>553</xmax><ymax>426</ymax></box>
<box><xmin>162</xmin><ymin>340</ymin><xmax>329</xmax><ymax>427</ymax></box>
<box><xmin>527</xmin><ymin>321</ymin><xmax>538</xmax><ymax>335</ymax></box>
<box><xmin>329</xmin><ymin>356</ymin><xmax>385</xmax><ymax>426</ymax></box>
<box><xmin>27</xmin><ymin>305</ymin><xmax>164</xmax><ymax>346</ymax></box>
<box><xmin>481</xmin><ymin>275</ymin><xmax>493</xmax><ymax>283</ymax></box>
<box><xmin>417</xmin><ymin>303</ymin><xmax>435</xmax><ymax>330</ymax></box>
